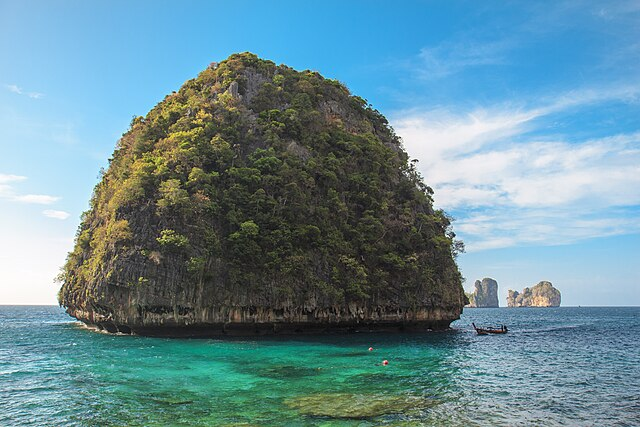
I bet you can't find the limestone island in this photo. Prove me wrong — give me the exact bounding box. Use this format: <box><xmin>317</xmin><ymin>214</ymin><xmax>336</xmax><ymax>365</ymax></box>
<box><xmin>57</xmin><ymin>53</ymin><xmax>467</xmax><ymax>336</ymax></box>
<box><xmin>507</xmin><ymin>281</ymin><xmax>561</xmax><ymax>307</ymax></box>
<box><xmin>465</xmin><ymin>278</ymin><xmax>499</xmax><ymax>308</ymax></box>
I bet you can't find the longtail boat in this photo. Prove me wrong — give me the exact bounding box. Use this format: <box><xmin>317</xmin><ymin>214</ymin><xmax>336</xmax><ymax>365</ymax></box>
<box><xmin>472</xmin><ymin>323</ymin><xmax>508</xmax><ymax>335</ymax></box>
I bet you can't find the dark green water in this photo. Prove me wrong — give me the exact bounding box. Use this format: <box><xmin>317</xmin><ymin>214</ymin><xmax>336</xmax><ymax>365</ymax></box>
<box><xmin>1</xmin><ymin>306</ymin><xmax>638</xmax><ymax>426</ymax></box>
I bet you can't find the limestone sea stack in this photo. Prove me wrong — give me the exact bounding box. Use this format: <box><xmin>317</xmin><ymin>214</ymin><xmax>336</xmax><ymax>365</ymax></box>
<box><xmin>507</xmin><ymin>281</ymin><xmax>561</xmax><ymax>307</ymax></box>
<box><xmin>466</xmin><ymin>278</ymin><xmax>499</xmax><ymax>307</ymax></box>
<box><xmin>57</xmin><ymin>53</ymin><xmax>467</xmax><ymax>336</ymax></box>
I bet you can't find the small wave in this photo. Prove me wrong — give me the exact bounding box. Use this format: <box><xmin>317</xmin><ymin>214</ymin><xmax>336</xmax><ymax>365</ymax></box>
<box><xmin>40</xmin><ymin>321</ymin><xmax>77</xmax><ymax>326</ymax></box>
<box><xmin>75</xmin><ymin>323</ymin><xmax>108</xmax><ymax>333</ymax></box>
<box><xmin>74</xmin><ymin>322</ymin><xmax>135</xmax><ymax>336</ymax></box>
<box><xmin>519</xmin><ymin>324</ymin><xmax>583</xmax><ymax>334</ymax></box>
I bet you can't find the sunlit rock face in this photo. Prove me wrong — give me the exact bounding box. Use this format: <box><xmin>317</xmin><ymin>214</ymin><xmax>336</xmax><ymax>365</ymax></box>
<box><xmin>57</xmin><ymin>53</ymin><xmax>466</xmax><ymax>336</ymax></box>
<box><xmin>507</xmin><ymin>281</ymin><xmax>561</xmax><ymax>307</ymax></box>
<box><xmin>466</xmin><ymin>278</ymin><xmax>499</xmax><ymax>308</ymax></box>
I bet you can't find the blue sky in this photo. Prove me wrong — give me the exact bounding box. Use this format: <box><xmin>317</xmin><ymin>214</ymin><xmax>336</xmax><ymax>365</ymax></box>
<box><xmin>1</xmin><ymin>0</ymin><xmax>638</xmax><ymax>305</ymax></box>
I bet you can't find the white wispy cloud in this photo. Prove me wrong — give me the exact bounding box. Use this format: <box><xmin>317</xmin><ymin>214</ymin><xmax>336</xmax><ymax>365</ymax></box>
<box><xmin>6</xmin><ymin>84</ymin><xmax>22</xmax><ymax>94</ymax></box>
<box><xmin>42</xmin><ymin>210</ymin><xmax>70</xmax><ymax>220</ymax></box>
<box><xmin>5</xmin><ymin>84</ymin><xmax>44</xmax><ymax>99</ymax></box>
<box><xmin>456</xmin><ymin>208</ymin><xmax>640</xmax><ymax>252</ymax></box>
<box><xmin>0</xmin><ymin>174</ymin><xmax>27</xmax><ymax>184</ymax></box>
<box><xmin>0</xmin><ymin>174</ymin><xmax>27</xmax><ymax>198</ymax></box>
<box><xmin>416</xmin><ymin>39</ymin><xmax>512</xmax><ymax>80</ymax></box>
<box><xmin>393</xmin><ymin>86</ymin><xmax>640</xmax><ymax>251</ymax></box>
<box><xmin>402</xmin><ymin>0</ymin><xmax>640</xmax><ymax>88</ymax></box>
<box><xmin>0</xmin><ymin>173</ymin><xmax>61</xmax><ymax>205</ymax></box>
<box><xmin>15</xmin><ymin>194</ymin><xmax>60</xmax><ymax>204</ymax></box>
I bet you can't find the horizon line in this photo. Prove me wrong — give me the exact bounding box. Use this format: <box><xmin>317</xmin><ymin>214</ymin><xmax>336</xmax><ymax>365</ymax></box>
<box><xmin>1</xmin><ymin>304</ymin><xmax>639</xmax><ymax>308</ymax></box>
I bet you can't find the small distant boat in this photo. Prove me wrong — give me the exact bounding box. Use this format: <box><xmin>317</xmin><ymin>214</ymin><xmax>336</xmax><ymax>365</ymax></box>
<box><xmin>472</xmin><ymin>323</ymin><xmax>508</xmax><ymax>335</ymax></box>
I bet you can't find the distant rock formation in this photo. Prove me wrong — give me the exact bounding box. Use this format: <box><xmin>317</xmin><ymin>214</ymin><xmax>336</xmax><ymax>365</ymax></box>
<box><xmin>464</xmin><ymin>292</ymin><xmax>474</xmax><ymax>307</ymax></box>
<box><xmin>465</xmin><ymin>278</ymin><xmax>499</xmax><ymax>307</ymax></box>
<box><xmin>507</xmin><ymin>281</ymin><xmax>561</xmax><ymax>307</ymax></box>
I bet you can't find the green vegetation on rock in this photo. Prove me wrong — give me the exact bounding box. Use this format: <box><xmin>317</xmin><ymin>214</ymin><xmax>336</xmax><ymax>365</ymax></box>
<box><xmin>57</xmin><ymin>53</ymin><xmax>466</xmax><ymax>334</ymax></box>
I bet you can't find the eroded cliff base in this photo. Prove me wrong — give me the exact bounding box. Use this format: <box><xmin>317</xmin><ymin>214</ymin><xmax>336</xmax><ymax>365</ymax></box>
<box><xmin>68</xmin><ymin>305</ymin><xmax>461</xmax><ymax>337</ymax></box>
<box><xmin>80</xmin><ymin>320</ymin><xmax>456</xmax><ymax>337</ymax></box>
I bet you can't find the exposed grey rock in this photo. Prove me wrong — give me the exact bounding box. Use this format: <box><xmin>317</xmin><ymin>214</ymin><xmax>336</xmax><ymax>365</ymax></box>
<box><xmin>240</xmin><ymin>68</ymin><xmax>270</xmax><ymax>104</ymax></box>
<box><xmin>286</xmin><ymin>140</ymin><xmax>312</xmax><ymax>161</ymax></box>
<box><xmin>227</xmin><ymin>81</ymin><xmax>240</xmax><ymax>99</ymax></box>
<box><xmin>466</xmin><ymin>278</ymin><xmax>499</xmax><ymax>307</ymax></box>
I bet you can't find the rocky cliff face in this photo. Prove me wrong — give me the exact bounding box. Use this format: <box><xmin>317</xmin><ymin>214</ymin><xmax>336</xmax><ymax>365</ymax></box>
<box><xmin>466</xmin><ymin>278</ymin><xmax>499</xmax><ymax>307</ymax></box>
<box><xmin>57</xmin><ymin>53</ymin><xmax>467</xmax><ymax>336</ymax></box>
<box><xmin>507</xmin><ymin>281</ymin><xmax>561</xmax><ymax>307</ymax></box>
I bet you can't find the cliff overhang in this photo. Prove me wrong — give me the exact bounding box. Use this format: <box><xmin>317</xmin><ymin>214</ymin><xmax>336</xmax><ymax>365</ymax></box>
<box><xmin>69</xmin><ymin>305</ymin><xmax>461</xmax><ymax>336</ymax></box>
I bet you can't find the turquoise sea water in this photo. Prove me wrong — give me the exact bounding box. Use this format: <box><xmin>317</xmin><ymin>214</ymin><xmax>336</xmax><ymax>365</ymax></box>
<box><xmin>1</xmin><ymin>306</ymin><xmax>638</xmax><ymax>426</ymax></box>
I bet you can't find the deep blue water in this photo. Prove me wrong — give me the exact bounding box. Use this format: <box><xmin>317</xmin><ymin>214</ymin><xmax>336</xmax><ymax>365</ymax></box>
<box><xmin>0</xmin><ymin>306</ymin><xmax>638</xmax><ymax>426</ymax></box>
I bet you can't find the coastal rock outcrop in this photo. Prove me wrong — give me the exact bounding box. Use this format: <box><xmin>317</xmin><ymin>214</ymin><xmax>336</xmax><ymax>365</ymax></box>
<box><xmin>466</xmin><ymin>278</ymin><xmax>499</xmax><ymax>307</ymax></box>
<box><xmin>507</xmin><ymin>281</ymin><xmax>561</xmax><ymax>307</ymax></box>
<box><xmin>57</xmin><ymin>53</ymin><xmax>466</xmax><ymax>336</ymax></box>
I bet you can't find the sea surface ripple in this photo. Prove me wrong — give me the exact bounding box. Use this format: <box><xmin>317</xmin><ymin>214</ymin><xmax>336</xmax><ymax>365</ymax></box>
<box><xmin>1</xmin><ymin>306</ymin><xmax>638</xmax><ymax>426</ymax></box>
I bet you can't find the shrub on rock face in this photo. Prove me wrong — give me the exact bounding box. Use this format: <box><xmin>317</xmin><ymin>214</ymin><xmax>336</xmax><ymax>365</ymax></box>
<box><xmin>57</xmin><ymin>52</ymin><xmax>467</xmax><ymax>335</ymax></box>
